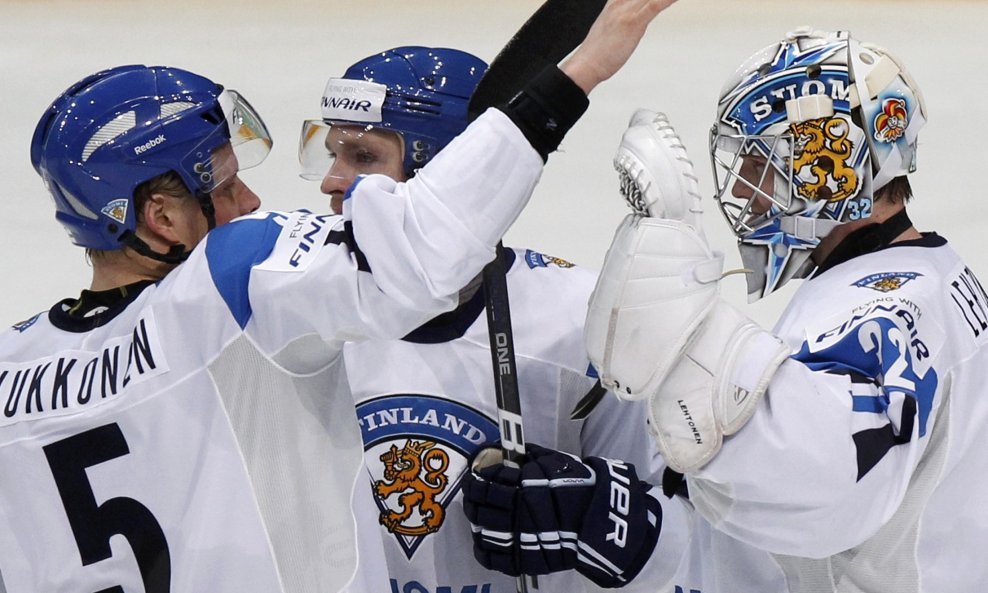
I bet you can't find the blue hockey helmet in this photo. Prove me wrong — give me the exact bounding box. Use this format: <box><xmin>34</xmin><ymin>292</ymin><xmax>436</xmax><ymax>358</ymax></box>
<box><xmin>299</xmin><ymin>46</ymin><xmax>487</xmax><ymax>180</ymax></box>
<box><xmin>709</xmin><ymin>29</ymin><xmax>926</xmax><ymax>300</ymax></box>
<box><xmin>32</xmin><ymin>64</ymin><xmax>272</xmax><ymax>251</ymax></box>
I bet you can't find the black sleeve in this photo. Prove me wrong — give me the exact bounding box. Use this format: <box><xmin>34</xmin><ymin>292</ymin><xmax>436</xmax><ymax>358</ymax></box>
<box><xmin>497</xmin><ymin>65</ymin><xmax>590</xmax><ymax>162</ymax></box>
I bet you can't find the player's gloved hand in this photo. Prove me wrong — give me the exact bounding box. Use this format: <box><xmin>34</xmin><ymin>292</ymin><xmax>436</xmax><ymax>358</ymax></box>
<box><xmin>585</xmin><ymin>110</ymin><xmax>790</xmax><ymax>473</ymax></box>
<box><xmin>461</xmin><ymin>443</ymin><xmax>662</xmax><ymax>588</ymax></box>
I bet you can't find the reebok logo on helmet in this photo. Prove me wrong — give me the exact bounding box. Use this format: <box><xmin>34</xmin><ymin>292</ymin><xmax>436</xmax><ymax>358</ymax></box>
<box><xmin>133</xmin><ymin>134</ymin><xmax>167</xmax><ymax>156</ymax></box>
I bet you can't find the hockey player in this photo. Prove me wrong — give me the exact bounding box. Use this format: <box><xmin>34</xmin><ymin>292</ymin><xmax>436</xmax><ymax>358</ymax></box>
<box><xmin>464</xmin><ymin>28</ymin><xmax>988</xmax><ymax>592</ymax></box>
<box><xmin>299</xmin><ymin>45</ymin><xmax>689</xmax><ymax>593</ymax></box>
<box><xmin>0</xmin><ymin>1</ymin><xmax>681</xmax><ymax>591</ymax></box>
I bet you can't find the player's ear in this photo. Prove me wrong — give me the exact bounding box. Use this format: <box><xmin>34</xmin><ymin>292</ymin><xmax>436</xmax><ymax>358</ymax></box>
<box><xmin>140</xmin><ymin>192</ymin><xmax>185</xmax><ymax>246</ymax></box>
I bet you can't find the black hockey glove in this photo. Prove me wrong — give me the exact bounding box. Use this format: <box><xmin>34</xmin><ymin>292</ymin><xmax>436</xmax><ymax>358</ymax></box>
<box><xmin>461</xmin><ymin>443</ymin><xmax>662</xmax><ymax>588</ymax></box>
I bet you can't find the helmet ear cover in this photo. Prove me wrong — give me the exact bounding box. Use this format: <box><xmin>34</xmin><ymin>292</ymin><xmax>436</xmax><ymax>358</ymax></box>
<box><xmin>709</xmin><ymin>29</ymin><xmax>926</xmax><ymax>300</ymax></box>
<box><xmin>304</xmin><ymin>46</ymin><xmax>487</xmax><ymax>179</ymax></box>
<box><xmin>31</xmin><ymin>65</ymin><xmax>271</xmax><ymax>252</ymax></box>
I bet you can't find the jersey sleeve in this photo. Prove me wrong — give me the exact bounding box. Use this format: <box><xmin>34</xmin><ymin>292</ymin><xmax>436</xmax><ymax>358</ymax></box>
<box><xmin>688</xmin><ymin>284</ymin><xmax>949</xmax><ymax>557</ymax></box>
<box><xmin>201</xmin><ymin>109</ymin><xmax>544</xmax><ymax>361</ymax></box>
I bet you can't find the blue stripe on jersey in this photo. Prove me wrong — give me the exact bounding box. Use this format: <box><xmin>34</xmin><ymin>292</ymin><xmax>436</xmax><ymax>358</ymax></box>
<box><xmin>793</xmin><ymin>315</ymin><xmax>937</xmax><ymax>437</ymax></box>
<box><xmin>851</xmin><ymin>395</ymin><xmax>888</xmax><ymax>413</ymax></box>
<box><xmin>793</xmin><ymin>314</ymin><xmax>938</xmax><ymax>480</ymax></box>
<box><xmin>205</xmin><ymin>215</ymin><xmax>284</xmax><ymax>329</ymax></box>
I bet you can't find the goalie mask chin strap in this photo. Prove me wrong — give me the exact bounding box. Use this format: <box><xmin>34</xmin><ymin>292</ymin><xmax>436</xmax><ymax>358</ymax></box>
<box><xmin>814</xmin><ymin>207</ymin><xmax>913</xmax><ymax>277</ymax></box>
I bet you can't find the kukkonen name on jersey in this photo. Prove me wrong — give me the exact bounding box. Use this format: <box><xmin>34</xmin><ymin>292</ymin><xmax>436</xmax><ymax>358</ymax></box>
<box><xmin>1</xmin><ymin>316</ymin><xmax>168</xmax><ymax>425</ymax></box>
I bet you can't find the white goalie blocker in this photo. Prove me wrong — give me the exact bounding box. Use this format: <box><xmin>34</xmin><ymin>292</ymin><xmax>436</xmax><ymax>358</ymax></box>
<box><xmin>585</xmin><ymin>109</ymin><xmax>791</xmax><ymax>473</ymax></box>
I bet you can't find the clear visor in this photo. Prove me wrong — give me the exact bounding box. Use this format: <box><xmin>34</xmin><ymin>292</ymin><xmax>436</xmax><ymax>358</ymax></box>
<box><xmin>219</xmin><ymin>89</ymin><xmax>272</xmax><ymax>172</ymax></box>
<box><xmin>709</xmin><ymin>125</ymin><xmax>795</xmax><ymax>238</ymax></box>
<box><xmin>297</xmin><ymin>120</ymin><xmax>407</xmax><ymax>183</ymax></box>
<box><xmin>298</xmin><ymin>120</ymin><xmax>334</xmax><ymax>181</ymax></box>
<box><xmin>184</xmin><ymin>90</ymin><xmax>272</xmax><ymax>194</ymax></box>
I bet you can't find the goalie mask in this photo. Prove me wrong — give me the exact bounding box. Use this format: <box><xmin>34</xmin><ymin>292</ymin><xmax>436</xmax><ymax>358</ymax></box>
<box><xmin>299</xmin><ymin>46</ymin><xmax>487</xmax><ymax>181</ymax></box>
<box><xmin>709</xmin><ymin>29</ymin><xmax>926</xmax><ymax>300</ymax></box>
<box><xmin>31</xmin><ymin>64</ymin><xmax>271</xmax><ymax>252</ymax></box>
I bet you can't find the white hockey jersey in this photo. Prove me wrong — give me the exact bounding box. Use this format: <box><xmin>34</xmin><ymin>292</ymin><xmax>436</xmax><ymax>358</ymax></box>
<box><xmin>678</xmin><ymin>234</ymin><xmax>988</xmax><ymax>592</ymax></box>
<box><xmin>0</xmin><ymin>110</ymin><xmax>544</xmax><ymax>593</ymax></box>
<box><xmin>343</xmin><ymin>248</ymin><xmax>687</xmax><ymax>593</ymax></box>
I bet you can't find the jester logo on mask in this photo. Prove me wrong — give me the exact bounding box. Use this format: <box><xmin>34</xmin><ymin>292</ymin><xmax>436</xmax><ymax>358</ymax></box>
<box><xmin>874</xmin><ymin>97</ymin><xmax>908</xmax><ymax>143</ymax></box>
<box><xmin>790</xmin><ymin>116</ymin><xmax>860</xmax><ymax>202</ymax></box>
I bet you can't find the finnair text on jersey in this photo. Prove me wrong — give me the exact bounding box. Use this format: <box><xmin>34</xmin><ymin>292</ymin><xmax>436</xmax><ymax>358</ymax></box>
<box><xmin>288</xmin><ymin>213</ymin><xmax>330</xmax><ymax>268</ymax></box>
<box><xmin>1</xmin><ymin>317</ymin><xmax>169</xmax><ymax>425</ymax></box>
<box><xmin>817</xmin><ymin>298</ymin><xmax>931</xmax><ymax>362</ymax></box>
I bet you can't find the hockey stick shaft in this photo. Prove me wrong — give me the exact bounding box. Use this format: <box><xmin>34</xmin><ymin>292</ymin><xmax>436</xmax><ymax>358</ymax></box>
<box><xmin>481</xmin><ymin>244</ymin><xmax>525</xmax><ymax>466</ymax></box>
<box><xmin>481</xmin><ymin>245</ymin><xmax>531</xmax><ymax>593</ymax></box>
<box><xmin>471</xmin><ymin>0</ymin><xmax>606</xmax><ymax>464</ymax></box>
<box><xmin>470</xmin><ymin>2</ymin><xmax>606</xmax><ymax>591</ymax></box>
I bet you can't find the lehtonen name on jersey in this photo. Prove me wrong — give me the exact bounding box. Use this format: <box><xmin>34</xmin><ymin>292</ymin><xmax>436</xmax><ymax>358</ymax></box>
<box><xmin>1</xmin><ymin>317</ymin><xmax>168</xmax><ymax>425</ymax></box>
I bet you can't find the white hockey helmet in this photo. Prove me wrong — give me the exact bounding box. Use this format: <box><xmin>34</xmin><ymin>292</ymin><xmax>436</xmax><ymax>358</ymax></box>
<box><xmin>709</xmin><ymin>29</ymin><xmax>926</xmax><ymax>300</ymax></box>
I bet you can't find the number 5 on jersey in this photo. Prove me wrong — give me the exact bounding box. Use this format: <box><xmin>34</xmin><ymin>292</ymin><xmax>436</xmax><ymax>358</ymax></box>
<box><xmin>44</xmin><ymin>422</ymin><xmax>171</xmax><ymax>593</ymax></box>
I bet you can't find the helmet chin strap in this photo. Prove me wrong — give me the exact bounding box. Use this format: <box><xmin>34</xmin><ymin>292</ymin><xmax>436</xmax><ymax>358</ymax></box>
<box><xmin>118</xmin><ymin>192</ymin><xmax>216</xmax><ymax>265</ymax></box>
<box><xmin>196</xmin><ymin>190</ymin><xmax>218</xmax><ymax>231</ymax></box>
<box><xmin>121</xmin><ymin>231</ymin><xmax>191</xmax><ymax>265</ymax></box>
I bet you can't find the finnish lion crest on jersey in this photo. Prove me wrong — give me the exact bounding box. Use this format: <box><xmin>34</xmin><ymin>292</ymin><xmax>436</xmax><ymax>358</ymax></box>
<box><xmin>853</xmin><ymin>272</ymin><xmax>922</xmax><ymax>292</ymax></box>
<box><xmin>11</xmin><ymin>313</ymin><xmax>41</xmax><ymax>333</ymax></box>
<box><xmin>374</xmin><ymin>439</ymin><xmax>450</xmax><ymax>535</ymax></box>
<box><xmin>525</xmin><ymin>249</ymin><xmax>574</xmax><ymax>269</ymax></box>
<box><xmin>356</xmin><ymin>394</ymin><xmax>499</xmax><ymax>559</ymax></box>
<box><xmin>790</xmin><ymin>116</ymin><xmax>859</xmax><ymax>202</ymax></box>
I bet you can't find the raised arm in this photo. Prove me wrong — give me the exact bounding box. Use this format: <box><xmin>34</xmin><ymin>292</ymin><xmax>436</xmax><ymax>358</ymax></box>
<box><xmin>561</xmin><ymin>0</ymin><xmax>680</xmax><ymax>94</ymax></box>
